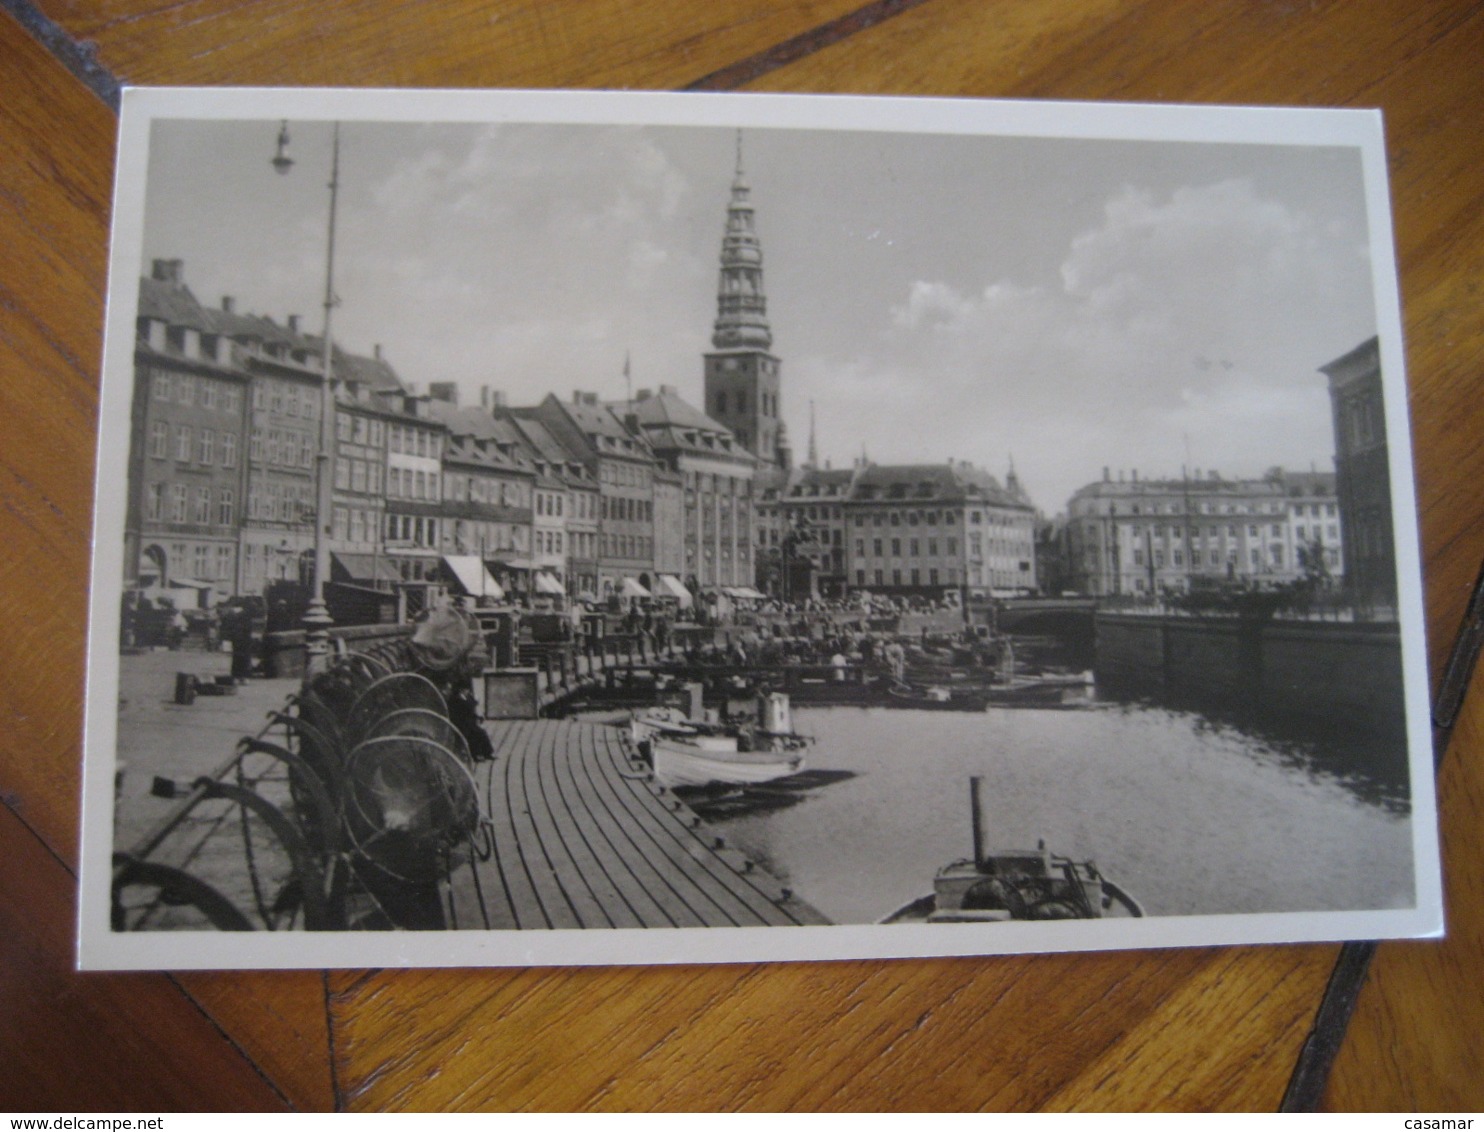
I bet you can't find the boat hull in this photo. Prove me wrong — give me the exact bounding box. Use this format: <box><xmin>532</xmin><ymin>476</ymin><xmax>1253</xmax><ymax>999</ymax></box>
<box><xmin>651</xmin><ymin>737</ymin><xmax>804</xmax><ymax>789</ymax></box>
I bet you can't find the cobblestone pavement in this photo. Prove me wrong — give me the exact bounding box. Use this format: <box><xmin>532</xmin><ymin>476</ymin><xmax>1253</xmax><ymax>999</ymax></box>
<box><xmin>112</xmin><ymin>647</ymin><xmax>302</xmax><ymax>928</ymax></box>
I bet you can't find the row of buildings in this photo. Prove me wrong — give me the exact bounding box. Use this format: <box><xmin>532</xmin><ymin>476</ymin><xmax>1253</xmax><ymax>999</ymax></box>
<box><xmin>124</xmin><ymin>135</ymin><xmax>1394</xmax><ymax>614</ymax></box>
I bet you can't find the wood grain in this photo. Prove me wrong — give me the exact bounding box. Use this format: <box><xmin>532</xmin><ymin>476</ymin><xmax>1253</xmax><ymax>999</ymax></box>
<box><xmin>0</xmin><ymin>805</ymin><xmax>291</xmax><ymax>1111</ymax></box>
<box><xmin>2</xmin><ymin>0</ymin><xmax>1482</xmax><ymax>1113</ymax></box>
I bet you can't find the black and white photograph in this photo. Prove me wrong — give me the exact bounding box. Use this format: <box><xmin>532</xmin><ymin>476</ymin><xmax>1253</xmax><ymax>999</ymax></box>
<box><xmin>79</xmin><ymin>88</ymin><xmax>1440</xmax><ymax>969</ymax></box>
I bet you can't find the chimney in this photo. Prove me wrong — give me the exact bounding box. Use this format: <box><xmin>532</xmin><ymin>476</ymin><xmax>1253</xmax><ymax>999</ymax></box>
<box><xmin>429</xmin><ymin>381</ymin><xmax>459</xmax><ymax>405</ymax></box>
<box><xmin>151</xmin><ymin>258</ymin><xmax>183</xmax><ymax>284</ymax></box>
<box><xmin>636</xmin><ymin>388</ymin><xmax>652</xmax><ymax>401</ymax></box>
<box><xmin>374</xmin><ymin>343</ymin><xmax>383</xmax><ymax>361</ymax></box>
<box><xmin>286</xmin><ymin>314</ymin><xmax>301</xmax><ymax>334</ymax></box>
<box><xmin>1102</xmin><ymin>466</ymin><xmax>1110</xmax><ymax>482</ymax></box>
<box><xmin>480</xmin><ymin>385</ymin><xmax>491</xmax><ymax>410</ymax></box>
<box><xmin>1132</xmin><ymin>469</ymin><xmax>1138</xmax><ymax>482</ymax></box>
<box><xmin>491</xmin><ymin>390</ymin><xmax>508</xmax><ymax>410</ymax></box>
<box><xmin>221</xmin><ymin>296</ymin><xmax>235</xmax><ymax>314</ymax></box>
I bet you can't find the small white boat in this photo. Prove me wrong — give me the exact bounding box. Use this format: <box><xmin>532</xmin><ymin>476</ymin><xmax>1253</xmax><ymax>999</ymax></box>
<box><xmin>649</xmin><ymin>733</ymin><xmax>805</xmax><ymax>789</ymax></box>
<box><xmin>630</xmin><ymin>694</ymin><xmax>809</xmax><ymax>789</ymax></box>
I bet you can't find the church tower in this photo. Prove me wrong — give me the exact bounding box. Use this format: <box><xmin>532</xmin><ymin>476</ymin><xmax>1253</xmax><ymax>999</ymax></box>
<box><xmin>704</xmin><ymin>131</ymin><xmax>784</xmax><ymax>468</ymax></box>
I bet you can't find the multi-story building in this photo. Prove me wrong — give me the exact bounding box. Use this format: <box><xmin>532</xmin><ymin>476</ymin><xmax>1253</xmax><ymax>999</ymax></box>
<box><xmin>1063</xmin><ymin>467</ymin><xmax>1341</xmax><ymax>597</ymax></box>
<box><xmin>380</xmin><ymin>395</ymin><xmax>449</xmax><ymax>584</ymax></box>
<box><xmin>844</xmin><ymin>462</ymin><xmax>1036</xmax><ymax>598</ymax></box>
<box><xmin>504</xmin><ymin>413</ymin><xmax>601</xmax><ymax>599</ymax></box>
<box><xmin>424</xmin><ymin>396</ymin><xmax>537</xmax><ymax>595</ymax></box>
<box><xmin>611</xmin><ymin>385</ymin><xmax>756</xmax><ymax>591</ymax></box>
<box><xmin>1280</xmin><ymin>469</ymin><xmax>1343</xmax><ymax>582</ymax></box>
<box><xmin>329</xmin><ymin>394</ymin><xmax>390</xmax><ymax>571</ymax></box>
<box><xmin>127</xmin><ymin>260</ymin><xmax>250</xmax><ymax>604</ymax></box>
<box><xmin>521</xmin><ymin>392</ymin><xmax>655</xmax><ymax>597</ymax></box>
<box><xmin>1323</xmin><ymin>337</ymin><xmax>1394</xmax><ymax>607</ymax></box>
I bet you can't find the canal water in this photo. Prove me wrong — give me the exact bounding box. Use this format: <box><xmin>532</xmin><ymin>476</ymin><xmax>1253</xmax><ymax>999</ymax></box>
<box><xmin>711</xmin><ymin>700</ymin><xmax>1416</xmax><ymax>926</ymax></box>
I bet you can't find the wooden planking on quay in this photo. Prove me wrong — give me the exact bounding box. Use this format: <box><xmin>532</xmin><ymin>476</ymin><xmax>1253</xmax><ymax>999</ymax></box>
<box><xmin>447</xmin><ymin>719</ymin><xmax>830</xmax><ymax>930</ymax></box>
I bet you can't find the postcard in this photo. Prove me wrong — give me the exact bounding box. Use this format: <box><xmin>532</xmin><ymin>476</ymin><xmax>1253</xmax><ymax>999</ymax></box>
<box><xmin>78</xmin><ymin>86</ymin><xmax>1440</xmax><ymax>969</ymax></box>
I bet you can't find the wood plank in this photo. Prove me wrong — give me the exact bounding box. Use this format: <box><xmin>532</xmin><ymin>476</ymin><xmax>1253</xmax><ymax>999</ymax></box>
<box><xmin>549</xmin><ymin>717</ymin><xmax>678</xmax><ymax>927</ymax></box>
<box><xmin>581</xmin><ymin>722</ymin><xmax>804</xmax><ymax>927</ymax></box>
<box><xmin>519</xmin><ymin>720</ymin><xmax>617</xmax><ymax>928</ymax></box>
<box><xmin>490</xmin><ymin>720</ymin><xmax>563</xmax><ymax>929</ymax></box>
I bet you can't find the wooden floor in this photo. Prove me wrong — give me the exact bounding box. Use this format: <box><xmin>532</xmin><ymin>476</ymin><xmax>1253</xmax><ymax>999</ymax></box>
<box><xmin>4</xmin><ymin>0</ymin><xmax>1484</xmax><ymax>1113</ymax></box>
<box><xmin>448</xmin><ymin>720</ymin><xmax>826</xmax><ymax>931</ymax></box>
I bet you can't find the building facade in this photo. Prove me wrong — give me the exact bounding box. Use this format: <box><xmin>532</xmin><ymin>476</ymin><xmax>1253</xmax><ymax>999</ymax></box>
<box><xmin>127</xmin><ymin>261</ymin><xmax>250</xmax><ymax>604</ymax></box>
<box><xmin>844</xmin><ymin>462</ymin><xmax>1036</xmax><ymax>599</ymax></box>
<box><xmin>524</xmin><ymin>392</ymin><xmax>656</xmax><ymax>596</ymax></box>
<box><xmin>1323</xmin><ymin>336</ymin><xmax>1394</xmax><ymax>607</ymax></box>
<box><xmin>613</xmin><ymin>385</ymin><xmax>756</xmax><ymax>590</ymax></box>
<box><xmin>1063</xmin><ymin>467</ymin><xmax>1342</xmax><ymax>597</ymax></box>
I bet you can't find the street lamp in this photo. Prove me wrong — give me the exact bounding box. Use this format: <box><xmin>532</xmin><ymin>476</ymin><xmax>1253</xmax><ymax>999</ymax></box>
<box><xmin>274</xmin><ymin>120</ymin><xmax>341</xmax><ymax>673</ymax></box>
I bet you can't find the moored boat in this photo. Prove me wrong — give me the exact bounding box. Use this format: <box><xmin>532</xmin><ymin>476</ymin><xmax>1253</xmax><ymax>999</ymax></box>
<box><xmin>881</xmin><ymin>776</ymin><xmax>1144</xmax><ymax>923</ymax></box>
<box><xmin>629</xmin><ymin>693</ymin><xmax>811</xmax><ymax>789</ymax></box>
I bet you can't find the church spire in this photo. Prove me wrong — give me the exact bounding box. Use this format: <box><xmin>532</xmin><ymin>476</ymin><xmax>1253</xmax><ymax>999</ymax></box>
<box><xmin>712</xmin><ymin>129</ymin><xmax>772</xmax><ymax>351</ymax></box>
<box><xmin>808</xmin><ymin>399</ymin><xmax>818</xmax><ymax>468</ymax></box>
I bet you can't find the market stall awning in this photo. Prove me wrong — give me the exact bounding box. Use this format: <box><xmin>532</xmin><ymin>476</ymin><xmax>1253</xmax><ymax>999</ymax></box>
<box><xmin>724</xmin><ymin>586</ymin><xmax>765</xmax><ymax>600</ymax></box>
<box><xmin>533</xmin><ymin>571</ymin><xmax>565</xmax><ymax>596</ymax></box>
<box><xmin>442</xmin><ymin>555</ymin><xmax>505</xmax><ymax>600</ymax></box>
<box><xmin>656</xmin><ymin>574</ymin><xmax>693</xmax><ymax>607</ymax></box>
<box><xmin>619</xmin><ymin>577</ymin><xmax>651</xmax><ymax>598</ymax></box>
<box><xmin>331</xmin><ymin>552</ymin><xmax>400</xmax><ymax>584</ymax></box>
<box><xmin>164</xmin><ymin>576</ymin><xmax>213</xmax><ymax>591</ymax></box>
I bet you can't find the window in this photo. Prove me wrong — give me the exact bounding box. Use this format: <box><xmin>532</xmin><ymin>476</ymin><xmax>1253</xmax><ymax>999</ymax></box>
<box><xmin>198</xmin><ymin>430</ymin><xmax>214</xmax><ymax>465</ymax></box>
<box><xmin>145</xmin><ymin>483</ymin><xmax>163</xmax><ymax>521</ymax></box>
<box><xmin>890</xmin><ymin>538</ymin><xmax>901</xmax><ymax>557</ymax></box>
<box><xmin>221</xmin><ymin>433</ymin><xmax>237</xmax><ymax>468</ymax></box>
<box><xmin>193</xmin><ymin>486</ymin><xmax>211</xmax><ymax>524</ymax></box>
<box><xmin>193</xmin><ymin>545</ymin><xmax>209</xmax><ymax>578</ymax></box>
<box><xmin>892</xmin><ymin>569</ymin><xmax>902</xmax><ymax>586</ymax></box>
<box><xmin>150</xmin><ymin>422</ymin><xmax>168</xmax><ymax>458</ymax></box>
<box><xmin>175</xmin><ymin>426</ymin><xmax>191</xmax><ymax>462</ymax></box>
<box><xmin>351</xmin><ymin>460</ymin><xmax>367</xmax><ymax>493</ymax></box>
<box><xmin>335</xmin><ymin>458</ymin><xmax>350</xmax><ymax>491</ymax></box>
<box><xmin>1172</xmin><ymin>549</ymin><xmax>1184</xmax><ymax>567</ymax></box>
<box><xmin>215</xmin><ymin>545</ymin><xmax>232</xmax><ymax>580</ymax></box>
<box><xmin>909</xmin><ymin>538</ymin><xmax>920</xmax><ymax>556</ymax></box>
<box><xmin>177</xmin><ymin>376</ymin><xmax>194</xmax><ymax>406</ymax></box>
<box><xmin>152</xmin><ymin>374</ymin><xmax>170</xmax><ymax>401</ymax></box>
<box><xmin>250</xmin><ymin>427</ymin><xmax>263</xmax><ymax>462</ymax></box>
<box><xmin>217</xmin><ymin>489</ymin><xmax>234</xmax><ymax>526</ymax></box>
<box><xmin>946</xmin><ymin>538</ymin><xmax>957</xmax><ymax>556</ymax></box>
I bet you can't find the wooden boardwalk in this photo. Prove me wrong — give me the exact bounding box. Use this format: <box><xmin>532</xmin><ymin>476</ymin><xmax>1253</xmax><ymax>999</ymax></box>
<box><xmin>446</xmin><ymin>719</ymin><xmax>830</xmax><ymax>930</ymax></box>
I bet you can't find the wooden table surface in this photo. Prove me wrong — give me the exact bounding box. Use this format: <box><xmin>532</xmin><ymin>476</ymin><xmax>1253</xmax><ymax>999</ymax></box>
<box><xmin>2</xmin><ymin>0</ymin><xmax>1482</xmax><ymax>1112</ymax></box>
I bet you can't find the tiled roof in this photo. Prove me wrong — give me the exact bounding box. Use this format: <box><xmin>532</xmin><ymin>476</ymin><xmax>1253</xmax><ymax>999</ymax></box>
<box><xmin>137</xmin><ymin>276</ymin><xmax>213</xmax><ymax>332</ymax></box>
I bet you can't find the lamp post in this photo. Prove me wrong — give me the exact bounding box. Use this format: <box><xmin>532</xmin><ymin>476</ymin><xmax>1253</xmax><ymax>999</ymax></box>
<box><xmin>273</xmin><ymin>120</ymin><xmax>341</xmax><ymax>673</ymax></box>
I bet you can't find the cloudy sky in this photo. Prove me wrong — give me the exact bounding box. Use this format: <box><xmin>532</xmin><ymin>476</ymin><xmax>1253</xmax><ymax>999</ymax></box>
<box><xmin>140</xmin><ymin>116</ymin><xmax>1379</xmax><ymax>512</ymax></box>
